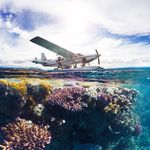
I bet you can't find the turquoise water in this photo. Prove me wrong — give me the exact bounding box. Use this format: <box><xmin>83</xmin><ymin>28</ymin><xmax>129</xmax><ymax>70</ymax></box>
<box><xmin>80</xmin><ymin>68</ymin><xmax>150</xmax><ymax>149</ymax></box>
<box><xmin>60</xmin><ymin>67</ymin><xmax>150</xmax><ymax>149</ymax></box>
<box><xmin>121</xmin><ymin>68</ymin><xmax>150</xmax><ymax>150</ymax></box>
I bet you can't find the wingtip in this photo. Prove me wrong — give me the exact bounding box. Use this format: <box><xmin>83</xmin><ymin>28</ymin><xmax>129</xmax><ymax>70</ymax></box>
<box><xmin>30</xmin><ymin>36</ymin><xmax>40</xmax><ymax>42</ymax></box>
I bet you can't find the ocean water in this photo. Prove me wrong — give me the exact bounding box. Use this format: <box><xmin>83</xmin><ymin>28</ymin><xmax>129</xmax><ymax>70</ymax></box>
<box><xmin>76</xmin><ymin>67</ymin><xmax>150</xmax><ymax>150</ymax></box>
<box><xmin>0</xmin><ymin>67</ymin><xmax>150</xmax><ymax>150</ymax></box>
<box><xmin>46</xmin><ymin>67</ymin><xmax>150</xmax><ymax>149</ymax></box>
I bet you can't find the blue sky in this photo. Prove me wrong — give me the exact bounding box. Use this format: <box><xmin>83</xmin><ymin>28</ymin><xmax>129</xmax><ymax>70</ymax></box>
<box><xmin>0</xmin><ymin>0</ymin><xmax>150</xmax><ymax>68</ymax></box>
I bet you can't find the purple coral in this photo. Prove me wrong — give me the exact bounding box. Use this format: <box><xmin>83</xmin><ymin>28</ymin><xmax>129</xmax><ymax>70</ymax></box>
<box><xmin>47</xmin><ymin>87</ymin><xmax>87</xmax><ymax>112</ymax></box>
<box><xmin>134</xmin><ymin>122</ymin><xmax>142</xmax><ymax>136</ymax></box>
<box><xmin>97</xmin><ymin>93</ymin><xmax>112</xmax><ymax>105</ymax></box>
<box><xmin>97</xmin><ymin>87</ymin><xmax>137</xmax><ymax>113</ymax></box>
<box><xmin>0</xmin><ymin>118</ymin><xmax>51</xmax><ymax>150</ymax></box>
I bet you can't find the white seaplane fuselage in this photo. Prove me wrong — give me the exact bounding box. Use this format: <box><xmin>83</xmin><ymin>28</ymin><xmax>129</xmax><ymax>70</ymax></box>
<box><xmin>33</xmin><ymin>54</ymin><xmax>99</xmax><ymax>67</ymax></box>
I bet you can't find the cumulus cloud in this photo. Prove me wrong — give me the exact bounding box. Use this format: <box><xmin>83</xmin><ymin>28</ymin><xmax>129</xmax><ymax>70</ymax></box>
<box><xmin>0</xmin><ymin>0</ymin><xmax>150</xmax><ymax>68</ymax></box>
<box><xmin>0</xmin><ymin>2</ymin><xmax>56</xmax><ymax>41</ymax></box>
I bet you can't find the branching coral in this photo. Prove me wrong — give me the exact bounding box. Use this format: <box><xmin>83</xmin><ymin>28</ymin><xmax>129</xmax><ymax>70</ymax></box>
<box><xmin>47</xmin><ymin>87</ymin><xmax>87</xmax><ymax>112</ymax></box>
<box><xmin>0</xmin><ymin>118</ymin><xmax>51</xmax><ymax>150</ymax></box>
<box><xmin>97</xmin><ymin>87</ymin><xmax>139</xmax><ymax>134</ymax></box>
<box><xmin>97</xmin><ymin>87</ymin><xmax>138</xmax><ymax>114</ymax></box>
<box><xmin>104</xmin><ymin>102</ymin><xmax>120</xmax><ymax>114</ymax></box>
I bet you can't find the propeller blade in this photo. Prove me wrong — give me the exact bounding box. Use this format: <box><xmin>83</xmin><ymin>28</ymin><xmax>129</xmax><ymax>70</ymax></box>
<box><xmin>95</xmin><ymin>49</ymin><xmax>98</xmax><ymax>55</ymax></box>
<box><xmin>98</xmin><ymin>56</ymin><xmax>100</xmax><ymax>65</ymax></box>
<box><xmin>95</xmin><ymin>49</ymin><xmax>101</xmax><ymax>65</ymax></box>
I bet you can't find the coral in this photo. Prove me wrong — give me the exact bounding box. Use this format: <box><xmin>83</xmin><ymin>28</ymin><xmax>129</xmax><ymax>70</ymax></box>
<box><xmin>26</xmin><ymin>81</ymin><xmax>52</xmax><ymax>103</ymax></box>
<box><xmin>0</xmin><ymin>78</ymin><xmax>142</xmax><ymax>149</ymax></box>
<box><xmin>78</xmin><ymin>82</ymin><xmax>95</xmax><ymax>88</ymax></box>
<box><xmin>97</xmin><ymin>87</ymin><xmax>139</xmax><ymax>134</ymax></box>
<box><xmin>0</xmin><ymin>80</ymin><xmax>9</xmax><ymax>86</ymax></box>
<box><xmin>0</xmin><ymin>118</ymin><xmax>51</xmax><ymax>150</ymax></box>
<box><xmin>0</xmin><ymin>79</ymin><xmax>52</xmax><ymax>118</ymax></box>
<box><xmin>97</xmin><ymin>87</ymin><xmax>138</xmax><ymax>114</ymax></box>
<box><xmin>33</xmin><ymin>104</ymin><xmax>45</xmax><ymax>117</ymax></box>
<box><xmin>46</xmin><ymin>87</ymin><xmax>87</xmax><ymax>112</ymax></box>
<box><xmin>86</xmin><ymin>87</ymin><xmax>98</xmax><ymax>98</ymax></box>
<box><xmin>0</xmin><ymin>81</ymin><xmax>26</xmax><ymax>117</ymax></box>
<box><xmin>0</xmin><ymin>80</ymin><xmax>27</xmax><ymax>96</ymax></box>
<box><xmin>63</xmin><ymin>81</ymin><xmax>78</xmax><ymax>87</ymax></box>
<box><xmin>104</xmin><ymin>102</ymin><xmax>120</xmax><ymax>114</ymax></box>
<box><xmin>38</xmin><ymin>82</ymin><xmax>52</xmax><ymax>100</ymax></box>
<box><xmin>133</xmin><ymin>121</ymin><xmax>142</xmax><ymax>136</ymax></box>
<box><xmin>0</xmin><ymin>80</ymin><xmax>8</xmax><ymax>96</ymax></box>
<box><xmin>10</xmin><ymin>81</ymin><xmax>27</xmax><ymax>96</ymax></box>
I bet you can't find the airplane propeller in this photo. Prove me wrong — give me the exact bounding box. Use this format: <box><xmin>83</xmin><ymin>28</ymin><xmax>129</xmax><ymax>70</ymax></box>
<box><xmin>95</xmin><ymin>49</ymin><xmax>101</xmax><ymax>65</ymax></box>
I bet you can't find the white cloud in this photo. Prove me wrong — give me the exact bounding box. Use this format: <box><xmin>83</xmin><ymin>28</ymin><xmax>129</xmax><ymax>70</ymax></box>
<box><xmin>82</xmin><ymin>0</ymin><xmax>150</xmax><ymax>35</ymax></box>
<box><xmin>96</xmin><ymin>39</ymin><xmax>150</xmax><ymax>68</ymax></box>
<box><xmin>1</xmin><ymin>0</ymin><xmax>150</xmax><ymax>35</ymax></box>
<box><xmin>9</xmin><ymin>27</ymin><xmax>30</xmax><ymax>39</ymax></box>
<box><xmin>0</xmin><ymin>0</ymin><xmax>150</xmax><ymax>68</ymax></box>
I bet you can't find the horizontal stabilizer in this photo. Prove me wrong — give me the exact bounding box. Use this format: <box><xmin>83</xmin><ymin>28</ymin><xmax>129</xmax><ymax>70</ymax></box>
<box><xmin>30</xmin><ymin>36</ymin><xmax>75</xmax><ymax>58</ymax></box>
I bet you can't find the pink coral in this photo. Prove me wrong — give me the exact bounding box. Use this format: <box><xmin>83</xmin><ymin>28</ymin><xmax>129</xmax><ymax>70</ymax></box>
<box><xmin>47</xmin><ymin>87</ymin><xmax>87</xmax><ymax>112</ymax></box>
<box><xmin>134</xmin><ymin>122</ymin><xmax>142</xmax><ymax>136</ymax></box>
<box><xmin>97</xmin><ymin>93</ymin><xmax>113</xmax><ymax>105</ymax></box>
<box><xmin>0</xmin><ymin>118</ymin><xmax>51</xmax><ymax>150</ymax></box>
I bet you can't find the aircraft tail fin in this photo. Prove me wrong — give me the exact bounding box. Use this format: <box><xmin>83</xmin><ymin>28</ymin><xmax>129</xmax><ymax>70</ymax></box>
<box><xmin>41</xmin><ymin>53</ymin><xmax>47</xmax><ymax>61</ymax></box>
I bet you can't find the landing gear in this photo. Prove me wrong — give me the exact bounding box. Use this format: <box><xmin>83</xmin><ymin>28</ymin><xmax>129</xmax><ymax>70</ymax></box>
<box><xmin>73</xmin><ymin>64</ymin><xmax>77</xmax><ymax>68</ymax></box>
<box><xmin>82</xmin><ymin>57</ymin><xmax>86</xmax><ymax>67</ymax></box>
<box><xmin>56</xmin><ymin>56</ymin><xmax>63</xmax><ymax>69</ymax></box>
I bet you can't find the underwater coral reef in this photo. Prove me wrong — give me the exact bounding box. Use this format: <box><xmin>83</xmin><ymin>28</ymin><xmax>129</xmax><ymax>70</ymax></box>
<box><xmin>0</xmin><ymin>78</ymin><xmax>141</xmax><ymax>150</ymax></box>
<box><xmin>0</xmin><ymin>118</ymin><xmax>51</xmax><ymax>150</ymax></box>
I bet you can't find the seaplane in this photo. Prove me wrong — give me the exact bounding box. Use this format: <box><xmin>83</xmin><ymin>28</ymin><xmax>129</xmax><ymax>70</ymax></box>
<box><xmin>30</xmin><ymin>36</ymin><xmax>103</xmax><ymax>71</ymax></box>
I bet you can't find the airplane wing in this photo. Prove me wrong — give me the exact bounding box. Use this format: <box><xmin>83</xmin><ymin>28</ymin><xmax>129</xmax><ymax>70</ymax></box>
<box><xmin>30</xmin><ymin>36</ymin><xmax>76</xmax><ymax>58</ymax></box>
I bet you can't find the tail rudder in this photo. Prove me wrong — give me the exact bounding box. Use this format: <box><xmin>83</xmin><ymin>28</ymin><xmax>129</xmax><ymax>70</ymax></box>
<box><xmin>41</xmin><ymin>52</ymin><xmax>47</xmax><ymax>61</ymax></box>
